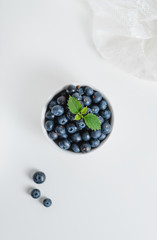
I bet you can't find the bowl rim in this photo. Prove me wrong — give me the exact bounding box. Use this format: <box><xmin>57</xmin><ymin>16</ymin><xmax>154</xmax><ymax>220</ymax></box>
<box><xmin>41</xmin><ymin>84</ymin><xmax>114</xmax><ymax>154</ymax></box>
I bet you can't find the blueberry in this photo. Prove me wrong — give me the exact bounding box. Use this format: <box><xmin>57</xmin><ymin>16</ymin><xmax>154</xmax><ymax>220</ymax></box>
<box><xmin>98</xmin><ymin>116</ymin><xmax>104</xmax><ymax>124</ymax></box>
<box><xmin>90</xmin><ymin>130</ymin><xmax>101</xmax><ymax>139</ymax></box>
<box><xmin>80</xmin><ymin>143</ymin><xmax>91</xmax><ymax>153</ymax></box>
<box><xmin>90</xmin><ymin>139</ymin><xmax>100</xmax><ymax>148</ymax></box>
<box><xmin>59</xmin><ymin>139</ymin><xmax>71</xmax><ymax>150</ymax></box>
<box><xmin>72</xmin><ymin>92</ymin><xmax>82</xmax><ymax>101</ymax></box>
<box><xmin>66</xmin><ymin>110</ymin><xmax>75</xmax><ymax>121</ymax></box>
<box><xmin>87</xmin><ymin>108</ymin><xmax>92</xmax><ymax>113</ymax></box>
<box><xmin>51</xmin><ymin>105</ymin><xmax>64</xmax><ymax>116</ymax></box>
<box><xmin>85</xmin><ymin>126</ymin><xmax>90</xmax><ymax>131</ymax></box>
<box><xmin>66</xmin><ymin>85</ymin><xmax>76</xmax><ymax>94</ymax></box>
<box><xmin>99</xmin><ymin>100</ymin><xmax>107</xmax><ymax>110</ymax></box>
<box><xmin>76</xmin><ymin>119</ymin><xmax>86</xmax><ymax>130</ymax></box>
<box><xmin>45</xmin><ymin>110</ymin><xmax>55</xmax><ymax>120</ymax></box>
<box><xmin>61</xmin><ymin>90</ymin><xmax>67</xmax><ymax>96</ymax></box>
<box><xmin>49</xmin><ymin>131</ymin><xmax>58</xmax><ymax>140</ymax></box>
<box><xmin>92</xmin><ymin>91</ymin><xmax>102</xmax><ymax>103</ymax></box>
<box><xmin>43</xmin><ymin>198</ymin><xmax>52</xmax><ymax>207</ymax></box>
<box><xmin>66</xmin><ymin>123</ymin><xmax>77</xmax><ymax>134</ymax></box>
<box><xmin>82</xmin><ymin>96</ymin><xmax>92</xmax><ymax>106</ymax></box>
<box><xmin>102</xmin><ymin>122</ymin><xmax>112</xmax><ymax>134</ymax></box>
<box><xmin>58</xmin><ymin>115</ymin><xmax>68</xmax><ymax>125</ymax></box>
<box><xmin>45</xmin><ymin>120</ymin><xmax>54</xmax><ymax>131</ymax></box>
<box><xmin>57</xmin><ymin>96</ymin><xmax>66</xmax><ymax>105</ymax></box>
<box><xmin>71</xmin><ymin>144</ymin><xmax>80</xmax><ymax>153</ymax></box>
<box><xmin>84</xmin><ymin>86</ymin><xmax>93</xmax><ymax>96</ymax></box>
<box><xmin>91</xmin><ymin>105</ymin><xmax>99</xmax><ymax>114</ymax></box>
<box><xmin>76</xmin><ymin>86</ymin><xmax>84</xmax><ymax>95</ymax></box>
<box><xmin>102</xmin><ymin>110</ymin><xmax>111</xmax><ymax>120</ymax></box>
<box><xmin>49</xmin><ymin>100</ymin><xmax>56</xmax><ymax>109</ymax></box>
<box><xmin>70</xmin><ymin>132</ymin><xmax>82</xmax><ymax>143</ymax></box>
<box><xmin>82</xmin><ymin>131</ymin><xmax>91</xmax><ymax>141</ymax></box>
<box><xmin>31</xmin><ymin>189</ymin><xmax>41</xmax><ymax>199</ymax></box>
<box><xmin>55</xmin><ymin>125</ymin><xmax>66</xmax><ymax>135</ymax></box>
<box><xmin>33</xmin><ymin>171</ymin><xmax>46</xmax><ymax>184</ymax></box>
<box><xmin>59</xmin><ymin>133</ymin><xmax>68</xmax><ymax>139</ymax></box>
<box><xmin>99</xmin><ymin>133</ymin><xmax>106</xmax><ymax>141</ymax></box>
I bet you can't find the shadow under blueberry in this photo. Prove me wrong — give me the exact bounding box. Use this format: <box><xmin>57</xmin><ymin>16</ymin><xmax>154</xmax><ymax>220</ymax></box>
<box><xmin>25</xmin><ymin>186</ymin><xmax>34</xmax><ymax>195</ymax></box>
<box><xmin>27</xmin><ymin>168</ymin><xmax>39</xmax><ymax>180</ymax></box>
<box><xmin>39</xmin><ymin>196</ymin><xmax>47</xmax><ymax>204</ymax></box>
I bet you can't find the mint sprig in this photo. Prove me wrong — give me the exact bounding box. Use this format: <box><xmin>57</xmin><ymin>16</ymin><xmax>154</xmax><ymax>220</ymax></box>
<box><xmin>67</xmin><ymin>96</ymin><xmax>101</xmax><ymax>131</ymax></box>
<box><xmin>84</xmin><ymin>114</ymin><xmax>101</xmax><ymax>131</ymax></box>
<box><xmin>67</xmin><ymin>96</ymin><xmax>82</xmax><ymax>114</ymax></box>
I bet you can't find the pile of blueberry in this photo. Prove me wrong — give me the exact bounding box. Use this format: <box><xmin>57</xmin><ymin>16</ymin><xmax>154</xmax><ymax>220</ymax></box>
<box><xmin>31</xmin><ymin>171</ymin><xmax>52</xmax><ymax>207</ymax></box>
<box><xmin>44</xmin><ymin>85</ymin><xmax>112</xmax><ymax>153</ymax></box>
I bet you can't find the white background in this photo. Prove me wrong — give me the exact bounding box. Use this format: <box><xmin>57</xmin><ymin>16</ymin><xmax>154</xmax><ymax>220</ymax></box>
<box><xmin>1</xmin><ymin>0</ymin><xmax>157</xmax><ymax>240</ymax></box>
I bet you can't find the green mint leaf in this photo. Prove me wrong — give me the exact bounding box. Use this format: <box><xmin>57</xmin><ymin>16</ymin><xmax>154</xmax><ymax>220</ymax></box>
<box><xmin>81</xmin><ymin>106</ymin><xmax>87</xmax><ymax>115</ymax></box>
<box><xmin>67</xmin><ymin>96</ymin><xmax>82</xmax><ymax>114</ymax></box>
<box><xmin>84</xmin><ymin>113</ymin><xmax>101</xmax><ymax>131</ymax></box>
<box><xmin>74</xmin><ymin>114</ymin><xmax>81</xmax><ymax>120</ymax></box>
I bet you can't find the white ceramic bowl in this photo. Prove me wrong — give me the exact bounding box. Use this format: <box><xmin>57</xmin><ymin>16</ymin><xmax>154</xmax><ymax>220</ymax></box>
<box><xmin>41</xmin><ymin>84</ymin><xmax>114</xmax><ymax>154</ymax></box>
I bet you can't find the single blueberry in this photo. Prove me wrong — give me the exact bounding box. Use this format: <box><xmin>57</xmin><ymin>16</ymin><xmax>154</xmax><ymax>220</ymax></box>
<box><xmin>70</xmin><ymin>132</ymin><xmax>82</xmax><ymax>143</ymax></box>
<box><xmin>84</xmin><ymin>86</ymin><xmax>93</xmax><ymax>96</ymax></box>
<box><xmin>92</xmin><ymin>91</ymin><xmax>102</xmax><ymax>103</ymax></box>
<box><xmin>49</xmin><ymin>100</ymin><xmax>56</xmax><ymax>109</ymax></box>
<box><xmin>51</xmin><ymin>105</ymin><xmax>64</xmax><ymax>116</ymax></box>
<box><xmin>90</xmin><ymin>130</ymin><xmax>101</xmax><ymax>139</ymax></box>
<box><xmin>66</xmin><ymin>110</ymin><xmax>75</xmax><ymax>121</ymax></box>
<box><xmin>45</xmin><ymin>110</ymin><xmax>55</xmax><ymax>120</ymax></box>
<box><xmin>57</xmin><ymin>96</ymin><xmax>66</xmax><ymax>105</ymax></box>
<box><xmin>102</xmin><ymin>122</ymin><xmax>112</xmax><ymax>134</ymax></box>
<box><xmin>82</xmin><ymin>131</ymin><xmax>91</xmax><ymax>141</ymax></box>
<box><xmin>98</xmin><ymin>116</ymin><xmax>104</xmax><ymax>124</ymax></box>
<box><xmin>76</xmin><ymin>119</ymin><xmax>86</xmax><ymax>130</ymax></box>
<box><xmin>80</xmin><ymin>142</ymin><xmax>91</xmax><ymax>153</ymax></box>
<box><xmin>60</xmin><ymin>90</ymin><xmax>67</xmax><ymax>96</ymax></box>
<box><xmin>31</xmin><ymin>189</ymin><xmax>41</xmax><ymax>199</ymax></box>
<box><xmin>66</xmin><ymin>123</ymin><xmax>77</xmax><ymax>134</ymax></box>
<box><xmin>59</xmin><ymin>133</ymin><xmax>68</xmax><ymax>139</ymax></box>
<box><xmin>43</xmin><ymin>198</ymin><xmax>52</xmax><ymax>207</ymax></box>
<box><xmin>55</xmin><ymin>125</ymin><xmax>66</xmax><ymax>135</ymax></box>
<box><xmin>85</xmin><ymin>126</ymin><xmax>90</xmax><ymax>131</ymax></box>
<box><xmin>91</xmin><ymin>105</ymin><xmax>99</xmax><ymax>114</ymax></box>
<box><xmin>45</xmin><ymin>120</ymin><xmax>54</xmax><ymax>131</ymax></box>
<box><xmin>72</xmin><ymin>92</ymin><xmax>82</xmax><ymax>101</ymax></box>
<box><xmin>71</xmin><ymin>144</ymin><xmax>80</xmax><ymax>153</ymax></box>
<box><xmin>102</xmin><ymin>110</ymin><xmax>111</xmax><ymax>120</ymax></box>
<box><xmin>76</xmin><ymin>86</ymin><xmax>84</xmax><ymax>95</ymax></box>
<box><xmin>87</xmin><ymin>107</ymin><xmax>92</xmax><ymax>114</ymax></box>
<box><xmin>99</xmin><ymin>100</ymin><xmax>107</xmax><ymax>110</ymax></box>
<box><xmin>90</xmin><ymin>139</ymin><xmax>100</xmax><ymax>148</ymax></box>
<box><xmin>33</xmin><ymin>171</ymin><xmax>46</xmax><ymax>184</ymax></box>
<box><xmin>58</xmin><ymin>115</ymin><xmax>68</xmax><ymax>125</ymax></box>
<box><xmin>59</xmin><ymin>139</ymin><xmax>71</xmax><ymax>150</ymax></box>
<box><xmin>49</xmin><ymin>131</ymin><xmax>58</xmax><ymax>140</ymax></box>
<box><xmin>82</xmin><ymin>96</ymin><xmax>92</xmax><ymax>106</ymax></box>
<box><xmin>66</xmin><ymin>85</ymin><xmax>76</xmax><ymax>94</ymax></box>
<box><xmin>99</xmin><ymin>133</ymin><xmax>106</xmax><ymax>141</ymax></box>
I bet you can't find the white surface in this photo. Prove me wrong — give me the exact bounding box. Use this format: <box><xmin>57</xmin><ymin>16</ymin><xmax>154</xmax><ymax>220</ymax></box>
<box><xmin>0</xmin><ymin>0</ymin><xmax>157</xmax><ymax>240</ymax></box>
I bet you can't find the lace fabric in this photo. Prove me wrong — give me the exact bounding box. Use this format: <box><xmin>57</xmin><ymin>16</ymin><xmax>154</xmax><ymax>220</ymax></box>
<box><xmin>87</xmin><ymin>0</ymin><xmax>157</xmax><ymax>80</ymax></box>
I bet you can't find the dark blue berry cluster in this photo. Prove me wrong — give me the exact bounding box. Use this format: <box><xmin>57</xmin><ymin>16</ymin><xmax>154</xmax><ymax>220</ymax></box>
<box><xmin>31</xmin><ymin>171</ymin><xmax>52</xmax><ymax>207</ymax></box>
<box><xmin>44</xmin><ymin>85</ymin><xmax>112</xmax><ymax>153</ymax></box>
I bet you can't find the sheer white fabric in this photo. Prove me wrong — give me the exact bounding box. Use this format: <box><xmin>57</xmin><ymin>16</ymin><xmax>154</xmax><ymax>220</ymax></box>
<box><xmin>87</xmin><ymin>0</ymin><xmax>157</xmax><ymax>81</ymax></box>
